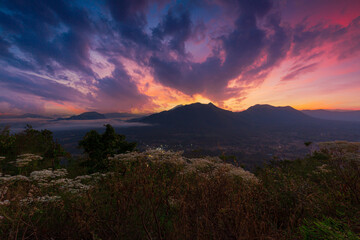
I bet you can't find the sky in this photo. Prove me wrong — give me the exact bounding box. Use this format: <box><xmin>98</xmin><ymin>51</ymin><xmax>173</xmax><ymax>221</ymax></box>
<box><xmin>0</xmin><ymin>0</ymin><xmax>360</xmax><ymax>115</ymax></box>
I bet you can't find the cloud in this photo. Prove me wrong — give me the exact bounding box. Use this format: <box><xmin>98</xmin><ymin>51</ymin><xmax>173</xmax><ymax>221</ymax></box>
<box><xmin>0</xmin><ymin>68</ymin><xmax>87</xmax><ymax>103</ymax></box>
<box><xmin>291</xmin><ymin>16</ymin><xmax>360</xmax><ymax>60</ymax></box>
<box><xmin>0</xmin><ymin>94</ymin><xmax>45</xmax><ymax>114</ymax></box>
<box><xmin>152</xmin><ymin>8</ymin><xmax>193</xmax><ymax>55</ymax></box>
<box><xmin>0</xmin><ymin>0</ymin><xmax>359</xmax><ymax>113</ymax></box>
<box><xmin>149</xmin><ymin>0</ymin><xmax>292</xmax><ymax>101</ymax></box>
<box><xmin>0</xmin><ymin>0</ymin><xmax>94</xmax><ymax>77</ymax></box>
<box><xmin>281</xmin><ymin>63</ymin><xmax>318</xmax><ymax>81</ymax></box>
<box><xmin>91</xmin><ymin>59</ymin><xmax>153</xmax><ymax>112</ymax></box>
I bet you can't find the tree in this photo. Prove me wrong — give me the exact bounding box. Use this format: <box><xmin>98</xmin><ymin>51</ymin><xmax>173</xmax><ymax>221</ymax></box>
<box><xmin>0</xmin><ymin>126</ymin><xmax>15</xmax><ymax>156</ymax></box>
<box><xmin>79</xmin><ymin>124</ymin><xmax>136</xmax><ymax>172</ymax></box>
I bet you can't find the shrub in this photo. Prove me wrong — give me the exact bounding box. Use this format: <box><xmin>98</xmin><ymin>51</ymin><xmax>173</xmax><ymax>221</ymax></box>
<box><xmin>1</xmin><ymin>140</ymin><xmax>360</xmax><ymax>239</ymax></box>
<box><xmin>0</xmin><ymin>125</ymin><xmax>66</xmax><ymax>175</ymax></box>
<box><xmin>78</xmin><ymin>124</ymin><xmax>136</xmax><ymax>172</ymax></box>
<box><xmin>300</xmin><ymin>217</ymin><xmax>360</xmax><ymax>240</ymax></box>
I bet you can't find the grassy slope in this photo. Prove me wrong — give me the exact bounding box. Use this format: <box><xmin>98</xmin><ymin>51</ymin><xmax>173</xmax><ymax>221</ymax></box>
<box><xmin>0</xmin><ymin>142</ymin><xmax>359</xmax><ymax>239</ymax></box>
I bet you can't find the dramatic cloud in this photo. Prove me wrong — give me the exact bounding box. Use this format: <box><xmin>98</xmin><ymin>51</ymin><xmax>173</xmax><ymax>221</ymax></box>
<box><xmin>150</xmin><ymin>0</ymin><xmax>292</xmax><ymax>101</ymax></box>
<box><xmin>281</xmin><ymin>63</ymin><xmax>318</xmax><ymax>81</ymax></box>
<box><xmin>91</xmin><ymin>59</ymin><xmax>154</xmax><ymax>112</ymax></box>
<box><xmin>0</xmin><ymin>0</ymin><xmax>359</xmax><ymax>114</ymax></box>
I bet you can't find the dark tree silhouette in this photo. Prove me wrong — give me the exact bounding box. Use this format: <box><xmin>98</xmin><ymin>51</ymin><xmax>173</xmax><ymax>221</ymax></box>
<box><xmin>79</xmin><ymin>124</ymin><xmax>136</xmax><ymax>172</ymax></box>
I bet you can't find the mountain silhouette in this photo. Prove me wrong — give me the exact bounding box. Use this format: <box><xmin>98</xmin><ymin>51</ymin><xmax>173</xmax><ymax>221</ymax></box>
<box><xmin>58</xmin><ymin>112</ymin><xmax>106</xmax><ymax>120</ymax></box>
<box><xmin>134</xmin><ymin>102</ymin><xmax>314</xmax><ymax>130</ymax></box>
<box><xmin>239</xmin><ymin>104</ymin><xmax>312</xmax><ymax>125</ymax></box>
<box><xmin>104</xmin><ymin>112</ymin><xmax>146</xmax><ymax>119</ymax></box>
<box><xmin>123</xmin><ymin>103</ymin><xmax>360</xmax><ymax>153</ymax></box>
<box><xmin>134</xmin><ymin>102</ymin><xmax>237</xmax><ymax>131</ymax></box>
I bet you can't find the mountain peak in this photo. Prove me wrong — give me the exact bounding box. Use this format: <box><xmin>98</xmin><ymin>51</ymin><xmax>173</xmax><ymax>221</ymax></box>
<box><xmin>242</xmin><ymin>104</ymin><xmax>311</xmax><ymax>123</ymax></box>
<box><xmin>134</xmin><ymin>102</ymin><xmax>233</xmax><ymax>129</ymax></box>
<box><xmin>247</xmin><ymin>104</ymin><xmax>295</xmax><ymax>111</ymax></box>
<box><xmin>58</xmin><ymin>111</ymin><xmax>106</xmax><ymax>120</ymax></box>
<box><xmin>176</xmin><ymin>102</ymin><xmax>219</xmax><ymax>110</ymax></box>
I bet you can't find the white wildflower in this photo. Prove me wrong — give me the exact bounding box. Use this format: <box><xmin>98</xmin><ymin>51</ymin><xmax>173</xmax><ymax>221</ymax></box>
<box><xmin>50</xmin><ymin>178</ymin><xmax>91</xmax><ymax>193</ymax></box>
<box><xmin>30</xmin><ymin>169</ymin><xmax>68</xmax><ymax>181</ymax></box>
<box><xmin>0</xmin><ymin>186</ymin><xmax>8</xmax><ymax>196</ymax></box>
<box><xmin>0</xmin><ymin>200</ymin><xmax>10</xmax><ymax>206</ymax></box>
<box><xmin>316</xmin><ymin>164</ymin><xmax>331</xmax><ymax>173</ymax></box>
<box><xmin>20</xmin><ymin>195</ymin><xmax>61</xmax><ymax>204</ymax></box>
<box><xmin>0</xmin><ymin>175</ymin><xmax>30</xmax><ymax>182</ymax></box>
<box><xmin>111</xmin><ymin>149</ymin><xmax>258</xmax><ymax>183</ymax></box>
<box><xmin>9</xmin><ymin>154</ymin><xmax>43</xmax><ymax>167</ymax></box>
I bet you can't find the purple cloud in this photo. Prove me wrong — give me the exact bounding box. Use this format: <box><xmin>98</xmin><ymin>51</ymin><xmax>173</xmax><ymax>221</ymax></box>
<box><xmin>0</xmin><ymin>0</ymin><xmax>359</xmax><ymax>113</ymax></box>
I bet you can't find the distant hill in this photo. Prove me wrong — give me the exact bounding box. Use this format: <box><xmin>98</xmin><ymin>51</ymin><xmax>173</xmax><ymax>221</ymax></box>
<box><xmin>240</xmin><ymin>104</ymin><xmax>312</xmax><ymax>125</ymax></box>
<box><xmin>302</xmin><ymin>110</ymin><xmax>360</xmax><ymax>122</ymax></box>
<box><xmin>57</xmin><ymin>112</ymin><xmax>106</xmax><ymax>120</ymax></box>
<box><xmin>104</xmin><ymin>112</ymin><xmax>146</xmax><ymax>119</ymax></box>
<box><xmin>0</xmin><ymin>113</ymin><xmax>52</xmax><ymax>119</ymax></box>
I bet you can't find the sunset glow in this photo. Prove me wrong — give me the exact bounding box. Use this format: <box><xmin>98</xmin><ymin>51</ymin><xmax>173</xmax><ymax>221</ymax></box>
<box><xmin>1</xmin><ymin>0</ymin><xmax>360</xmax><ymax>115</ymax></box>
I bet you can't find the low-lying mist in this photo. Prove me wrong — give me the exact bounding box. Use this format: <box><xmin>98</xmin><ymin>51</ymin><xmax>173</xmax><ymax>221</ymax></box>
<box><xmin>0</xmin><ymin>118</ymin><xmax>149</xmax><ymax>133</ymax></box>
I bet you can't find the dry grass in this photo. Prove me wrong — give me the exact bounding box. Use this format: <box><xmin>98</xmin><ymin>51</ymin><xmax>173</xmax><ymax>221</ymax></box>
<box><xmin>0</xmin><ymin>144</ymin><xmax>359</xmax><ymax>239</ymax></box>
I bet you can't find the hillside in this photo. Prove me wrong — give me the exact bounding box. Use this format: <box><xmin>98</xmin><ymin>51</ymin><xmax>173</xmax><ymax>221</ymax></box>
<box><xmin>58</xmin><ymin>112</ymin><xmax>106</xmax><ymax>120</ymax></box>
<box><xmin>119</xmin><ymin>103</ymin><xmax>360</xmax><ymax>165</ymax></box>
<box><xmin>135</xmin><ymin>103</ymin><xmax>317</xmax><ymax>129</ymax></box>
<box><xmin>0</xmin><ymin>140</ymin><xmax>359</xmax><ymax>239</ymax></box>
<box><xmin>135</xmin><ymin>102</ymin><xmax>239</xmax><ymax>131</ymax></box>
<box><xmin>240</xmin><ymin>104</ymin><xmax>312</xmax><ymax>124</ymax></box>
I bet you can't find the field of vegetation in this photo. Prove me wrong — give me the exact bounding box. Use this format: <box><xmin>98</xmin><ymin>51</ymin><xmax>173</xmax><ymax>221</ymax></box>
<box><xmin>0</xmin><ymin>125</ymin><xmax>359</xmax><ymax>239</ymax></box>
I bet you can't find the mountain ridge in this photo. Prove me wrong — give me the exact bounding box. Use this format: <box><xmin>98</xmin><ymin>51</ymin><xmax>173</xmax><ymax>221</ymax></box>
<box><xmin>56</xmin><ymin>112</ymin><xmax>106</xmax><ymax>121</ymax></box>
<box><xmin>130</xmin><ymin>102</ymin><xmax>316</xmax><ymax>132</ymax></box>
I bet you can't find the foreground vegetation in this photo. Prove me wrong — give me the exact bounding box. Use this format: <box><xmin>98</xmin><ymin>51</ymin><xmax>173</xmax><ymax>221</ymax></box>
<box><xmin>0</xmin><ymin>126</ymin><xmax>359</xmax><ymax>239</ymax></box>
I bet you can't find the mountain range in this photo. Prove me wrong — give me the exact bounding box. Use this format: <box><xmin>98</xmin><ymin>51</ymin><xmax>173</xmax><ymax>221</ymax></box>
<box><xmin>132</xmin><ymin>103</ymin><xmax>317</xmax><ymax>131</ymax></box>
<box><xmin>39</xmin><ymin>102</ymin><xmax>360</xmax><ymax>167</ymax></box>
<box><xmin>4</xmin><ymin>104</ymin><xmax>360</xmax><ymax>123</ymax></box>
<box><xmin>113</xmin><ymin>103</ymin><xmax>360</xmax><ymax>167</ymax></box>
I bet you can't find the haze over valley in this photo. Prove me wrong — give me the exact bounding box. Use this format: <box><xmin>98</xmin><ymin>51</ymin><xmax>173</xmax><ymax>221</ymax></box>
<box><xmin>2</xmin><ymin>102</ymin><xmax>360</xmax><ymax>168</ymax></box>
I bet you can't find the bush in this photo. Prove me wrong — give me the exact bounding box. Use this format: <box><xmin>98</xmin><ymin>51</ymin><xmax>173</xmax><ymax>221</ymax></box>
<box><xmin>300</xmin><ymin>217</ymin><xmax>360</xmax><ymax>240</ymax></box>
<box><xmin>0</xmin><ymin>125</ymin><xmax>66</xmax><ymax>175</ymax></box>
<box><xmin>0</xmin><ymin>126</ymin><xmax>15</xmax><ymax>156</ymax></box>
<box><xmin>78</xmin><ymin>124</ymin><xmax>136</xmax><ymax>172</ymax></box>
<box><xmin>1</xmin><ymin>139</ymin><xmax>360</xmax><ymax>239</ymax></box>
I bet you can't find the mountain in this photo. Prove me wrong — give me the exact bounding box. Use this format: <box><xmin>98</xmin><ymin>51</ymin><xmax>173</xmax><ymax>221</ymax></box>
<box><xmin>51</xmin><ymin>103</ymin><xmax>360</xmax><ymax>167</ymax></box>
<box><xmin>135</xmin><ymin>103</ymin><xmax>314</xmax><ymax>128</ymax></box>
<box><xmin>302</xmin><ymin>109</ymin><xmax>360</xmax><ymax>122</ymax></box>
<box><xmin>121</xmin><ymin>102</ymin><xmax>359</xmax><ymax>166</ymax></box>
<box><xmin>134</xmin><ymin>102</ymin><xmax>238</xmax><ymax>131</ymax></box>
<box><xmin>58</xmin><ymin>112</ymin><xmax>106</xmax><ymax>120</ymax></box>
<box><xmin>240</xmin><ymin>104</ymin><xmax>312</xmax><ymax>125</ymax></box>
